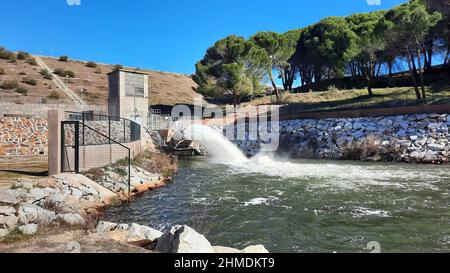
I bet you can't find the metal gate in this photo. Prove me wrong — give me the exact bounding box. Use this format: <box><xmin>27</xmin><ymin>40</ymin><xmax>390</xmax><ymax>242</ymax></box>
<box><xmin>61</xmin><ymin>121</ymin><xmax>80</xmax><ymax>173</ymax></box>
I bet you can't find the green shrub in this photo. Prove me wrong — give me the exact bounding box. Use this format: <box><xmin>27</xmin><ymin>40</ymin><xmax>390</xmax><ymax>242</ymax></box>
<box><xmin>0</xmin><ymin>68</ymin><xmax>4</xmax><ymax>75</ymax></box>
<box><xmin>53</xmin><ymin>68</ymin><xmax>65</xmax><ymax>76</ymax></box>
<box><xmin>22</xmin><ymin>77</ymin><xmax>37</xmax><ymax>86</ymax></box>
<box><xmin>8</xmin><ymin>55</ymin><xmax>17</xmax><ymax>63</ymax></box>
<box><xmin>113</xmin><ymin>167</ymin><xmax>128</xmax><ymax>176</ymax></box>
<box><xmin>65</xmin><ymin>70</ymin><xmax>75</xmax><ymax>78</ymax></box>
<box><xmin>86</xmin><ymin>61</ymin><xmax>97</xmax><ymax>68</ymax></box>
<box><xmin>114</xmin><ymin>64</ymin><xmax>123</xmax><ymax>70</ymax></box>
<box><xmin>59</xmin><ymin>55</ymin><xmax>69</xmax><ymax>62</ymax></box>
<box><xmin>26</xmin><ymin>58</ymin><xmax>37</xmax><ymax>66</ymax></box>
<box><xmin>0</xmin><ymin>80</ymin><xmax>19</xmax><ymax>90</ymax></box>
<box><xmin>0</xmin><ymin>47</ymin><xmax>15</xmax><ymax>60</ymax></box>
<box><xmin>53</xmin><ymin>68</ymin><xmax>75</xmax><ymax>78</ymax></box>
<box><xmin>0</xmin><ymin>228</ymin><xmax>31</xmax><ymax>244</ymax></box>
<box><xmin>15</xmin><ymin>87</ymin><xmax>28</xmax><ymax>95</ymax></box>
<box><xmin>47</xmin><ymin>90</ymin><xmax>61</xmax><ymax>99</ymax></box>
<box><xmin>40</xmin><ymin>69</ymin><xmax>53</xmax><ymax>80</ymax></box>
<box><xmin>16</xmin><ymin>51</ymin><xmax>29</xmax><ymax>60</ymax></box>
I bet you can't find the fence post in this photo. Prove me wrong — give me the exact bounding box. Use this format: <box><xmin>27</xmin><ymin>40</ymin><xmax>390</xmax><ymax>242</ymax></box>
<box><xmin>82</xmin><ymin>113</ymin><xmax>85</xmax><ymax>146</ymax></box>
<box><xmin>123</xmin><ymin>120</ymin><xmax>126</xmax><ymax>143</ymax></box>
<box><xmin>108</xmin><ymin>116</ymin><xmax>111</xmax><ymax>144</ymax></box>
<box><xmin>48</xmin><ymin>110</ymin><xmax>65</xmax><ymax>176</ymax></box>
<box><xmin>74</xmin><ymin>121</ymin><xmax>80</xmax><ymax>174</ymax></box>
<box><xmin>128</xmin><ymin>149</ymin><xmax>131</xmax><ymax>201</ymax></box>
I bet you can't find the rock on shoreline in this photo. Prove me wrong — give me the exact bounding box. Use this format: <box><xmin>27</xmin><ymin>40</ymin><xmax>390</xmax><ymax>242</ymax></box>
<box><xmin>1</xmin><ymin>173</ymin><xmax>269</xmax><ymax>253</ymax></box>
<box><xmin>219</xmin><ymin>113</ymin><xmax>450</xmax><ymax>163</ymax></box>
<box><xmin>96</xmin><ymin>221</ymin><xmax>269</xmax><ymax>254</ymax></box>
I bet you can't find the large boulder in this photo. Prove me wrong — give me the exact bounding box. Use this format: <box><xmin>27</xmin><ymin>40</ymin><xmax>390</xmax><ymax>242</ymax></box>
<box><xmin>29</xmin><ymin>188</ymin><xmax>48</xmax><ymax>201</ymax></box>
<box><xmin>427</xmin><ymin>143</ymin><xmax>445</xmax><ymax>151</ymax></box>
<box><xmin>0</xmin><ymin>228</ymin><xmax>9</xmax><ymax>238</ymax></box>
<box><xmin>241</xmin><ymin>245</ymin><xmax>269</xmax><ymax>253</ymax></box>
<box><xmin>19</xmin><ymin>224</ymin><xmax>38</xmax><ymax>235</ymax></box>
<box><xmin>96</xmin><ymin>221</ymin><xmax>119</xmax><ymax>233</ymax></box>
<box><xmin>13</xmin><ymin>179</ymin><xmax>35</xmax><ymax>190</ymax></box>
<box><xmin>0</xmin><ymin>206</ymin><xmax>16</xmax><ymax>216</ymax></box>
<box><xmin>127</xmin><ymin>223</ymin><xmax>163</xmax><ymax>243</ymax></box>
<box><xmin>155</xmin><ymin>225</ymin><xmax>214</xmax><ymax>253</ymax></box>
<box><xmin>0</xmin><ymin>215</ymin><xmax>18</xmax><ymax>230</ymax></box>
<box><xmin>213</xmin><ymin>246</ymin><xmax>241</xmax><ymax>253</ymax></box>
<box><xmin>17</xmin><ymin>203</ymin><xmax>56</xmax><ymax>225</ymax></box>
<box><xmin>0</xmin><ymin>190</ymin><xmax>19</xmax><ymax>205</ymax></box>
<box><xmin>96</xmin><ymin>222</ymin><xmax>131</xmax><ymax>233</ymax></box>
<box><xmin>57</xmin><ymin>213</ymin><xmax>86</xmax><ymax>226</ymax></box>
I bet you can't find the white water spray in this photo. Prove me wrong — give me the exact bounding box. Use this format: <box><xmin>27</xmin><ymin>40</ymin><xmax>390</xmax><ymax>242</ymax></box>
<box><xmin>183</xmin><ymin>124</ymin><xmax>248</xmax><ymax>165</ymax></box>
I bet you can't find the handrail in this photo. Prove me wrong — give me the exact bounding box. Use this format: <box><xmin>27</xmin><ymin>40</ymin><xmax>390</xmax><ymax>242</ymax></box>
<box><xmin>65</xmin><ymin>111</ymin><xmax>133</xmax><ymax>123</ymax></box>
<box><xmin>65</xmin><ymin>111</ymin><xmax>141</xmax><ymax>144</ymax></box>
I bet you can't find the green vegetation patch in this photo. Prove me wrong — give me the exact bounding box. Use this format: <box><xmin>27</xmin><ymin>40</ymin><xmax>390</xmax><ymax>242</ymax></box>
<box><xmin>53</xmin><ymin>68</ymin><xmax>76</xmax><ymax>78</ymax></box>
<box><xmin>47</xmin><ymin>90</ymin><xmax>61</xmax><ymax>100</ymax></box>
<box><xmin>16</xmin><ymin>51</ymin><xmax>30</xmax><ymax>60</ymax></box>
<box><xmin>22</xmin><ymin>77</ymin><xmax>37</xmax><ymax>86</ymax></box>
<box><xmin>86</xmin><ymin>61</ymin><xmax>97</xmax><ymax>68</ymax></box>
<box><xmin>40</xmin><ymin>69</ymin><xmax>53</xmax><ymax>80</ymax></box>
<box><xmin>0</xmin><ymin>228</ymin><xmax>32</xmax><ymax>244</ymax></box>
<box><xmin>26</xmin><ymin>58</ymin><xmax>37</xmax><ymax>66</ymax></box>
<box><xmin>15</xmin><ymin>86</ymin><xmax>28</xmax><ymax>96</ymax></box>
<box><xmin>0</xmin><ymin>79</ymin><xmax>19</xmax><ymax>90</ymax></box>
<box><xmin>0</xmin><ymin>47</ymin><xmax>15</xmax><ymax>60</ymax></box>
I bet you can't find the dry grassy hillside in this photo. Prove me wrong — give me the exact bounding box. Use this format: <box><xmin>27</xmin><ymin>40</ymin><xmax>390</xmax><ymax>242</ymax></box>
<box><xmin>0</xmin><ymin>53</ymin><xmax>202</xmax><ymax>107</ymax></box>
<box><xmin>0</xmin><ymin>57</ymin><xmax>71</xmax><ymax>104</ymax></box>
<box><xmin>41</xmin><ymin>57</ymin><xmax>202</xmax><ymax>106</ymax></box>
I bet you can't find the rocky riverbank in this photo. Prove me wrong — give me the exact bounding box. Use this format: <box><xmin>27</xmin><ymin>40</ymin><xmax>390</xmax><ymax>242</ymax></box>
<box><xmin>226</xmin><ymin>113</ymin><xmax>450</xmax><ymax>164</ymax></box>
<box><xmin>0</xmin><ymin>152</ymin><xmax>166</xmax><ymax>249</ymax></box>
<box><xmin>0</xmin><ymin>152</ymin><xmax>269</xmax><ymax>253</ymax></box>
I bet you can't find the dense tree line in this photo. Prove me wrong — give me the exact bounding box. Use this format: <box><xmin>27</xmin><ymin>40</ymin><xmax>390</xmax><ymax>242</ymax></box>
<box><xmin>194</xmin><ymin>0</ymin><xmax>448</xmax><ymax>104</ymax></box>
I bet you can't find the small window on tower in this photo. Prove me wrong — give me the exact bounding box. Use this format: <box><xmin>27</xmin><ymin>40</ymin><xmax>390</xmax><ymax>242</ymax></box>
<box><xmin>135</xmin><ymin>87</ymin><xmax>144</xmax><ymax>97</ymax></box>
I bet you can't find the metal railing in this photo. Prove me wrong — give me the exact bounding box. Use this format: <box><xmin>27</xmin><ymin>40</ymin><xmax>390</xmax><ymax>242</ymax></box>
<box><xmin>61</xmin><ymin>120</ymin><xmax>132</xmax><ymax>199</ymax></box>
<box><xmin>65</xmin><ymin>111</ymin><xmax>141</xmax><ymax>145</ymax></box>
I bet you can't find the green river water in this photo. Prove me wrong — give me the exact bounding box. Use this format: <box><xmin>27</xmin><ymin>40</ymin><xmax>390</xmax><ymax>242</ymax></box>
<box><xmin>105</xmin><ymin>156</ymin><xmax>450</xmax><ymax>253</ymax></box>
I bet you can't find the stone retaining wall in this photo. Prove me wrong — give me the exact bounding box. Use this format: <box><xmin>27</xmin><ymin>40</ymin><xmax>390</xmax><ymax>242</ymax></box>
<box><xmin>226</xmin><ymin>113</ymin><xmax>450</xmax><ymax>164</ymax></box>
<box><xmin>0</xmin><ymin>117</ymin><xmax>48</xmax><ymax>156</ymax></box>
<box><xmin>0</xmin><ymin>103</ymin><xmax>106</xmax><ymax>118</ymax></box>
<box><xmin>0</xmin><ymin>118</ymin><xmax>138</xmax><ymax>157</ymax></box>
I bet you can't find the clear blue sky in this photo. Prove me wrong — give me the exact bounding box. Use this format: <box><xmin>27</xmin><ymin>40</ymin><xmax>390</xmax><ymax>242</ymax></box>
<box><xmin>0</xmin><ymin>0</ymin><xmax>407</xmax><ymax>75</ymax></box>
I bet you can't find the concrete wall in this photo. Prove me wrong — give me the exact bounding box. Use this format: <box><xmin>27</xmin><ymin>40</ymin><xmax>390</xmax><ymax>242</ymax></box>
<box><xmin>64</xmin><ymin>140</ymin><xmax>143</xmax><ymax>172</ymax></box>
<box><xmin>108</xmin><ymin>70</ymin><xmax>149</xmax><ymax>130</ymax></box>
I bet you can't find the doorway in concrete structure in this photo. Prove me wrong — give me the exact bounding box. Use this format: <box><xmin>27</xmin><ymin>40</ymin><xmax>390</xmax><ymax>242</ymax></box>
<box><xmin>61</xmin><ymin>121</ymin><xmax>80</xmax><ymax>174</ymax></box>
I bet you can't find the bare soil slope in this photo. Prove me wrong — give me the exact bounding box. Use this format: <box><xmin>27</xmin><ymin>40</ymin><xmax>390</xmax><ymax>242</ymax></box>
<box><xmin>41</xmin><ymin>57</ymin><xmax>201</xmax><ymax>106</ymax></box>
<box><xmin>0</xmin><ymin>58</ymin><xmax>71</xmax><ymax>104</ymax></box>
<box><xmin>0</xmin><ymin>55</ymin><xmax>201</xmax><ymax>107</ymax></box>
